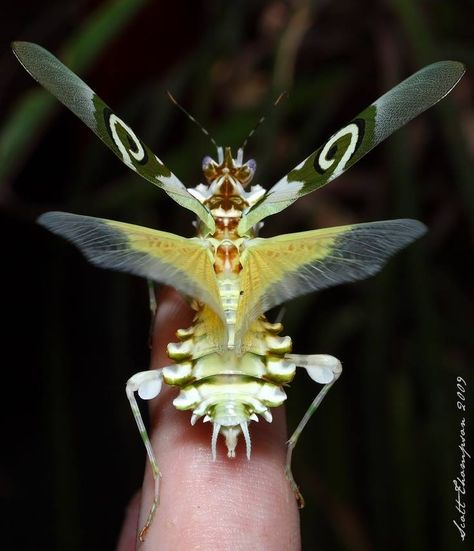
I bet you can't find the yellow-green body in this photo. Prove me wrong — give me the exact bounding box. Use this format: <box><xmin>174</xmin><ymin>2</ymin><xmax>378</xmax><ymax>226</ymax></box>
<box><xmin>164</xmin><ymin>148</ymin><xmax>297</xmax><ymax>456</ymax></box>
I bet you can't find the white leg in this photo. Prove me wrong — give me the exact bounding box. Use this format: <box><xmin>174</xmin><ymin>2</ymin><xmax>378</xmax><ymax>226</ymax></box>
<box><xmin>126</xmin><ymin>369</ymin><xmax>163</xmax><ymax>541</ymax></box>
<box><xmin>284</xmin><ymin>354</ymin><xmax>342</xmax><ymax>507</ymax></box>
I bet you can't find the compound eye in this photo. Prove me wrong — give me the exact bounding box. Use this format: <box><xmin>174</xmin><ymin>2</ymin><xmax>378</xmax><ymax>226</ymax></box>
<box><xmin>247</xmin><ymin>159</ymin><xmax>257</xmax><ymax>174</ymax></box>
<box><xmin>202</xmin><ymin>155</ymin><xmax>214</xmax><ymax>171</ymax></box>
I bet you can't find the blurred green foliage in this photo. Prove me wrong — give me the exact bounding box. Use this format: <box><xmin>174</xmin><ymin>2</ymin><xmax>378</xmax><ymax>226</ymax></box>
<box><xmin>0</xmin><ymin>1</ymin><xmax>472</xmax><ymax>550</ymax></box>
<box><xmin>0</xmin><ymin>0</ymin><xmax>146</xmax><ymax>183</ymax></box>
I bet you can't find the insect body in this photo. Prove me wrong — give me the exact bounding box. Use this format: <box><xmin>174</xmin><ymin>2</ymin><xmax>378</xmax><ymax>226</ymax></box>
<box><xmin>13</xmin><ymin>41</ymin><xmax>465</xmax><ymax>540</ymax></box>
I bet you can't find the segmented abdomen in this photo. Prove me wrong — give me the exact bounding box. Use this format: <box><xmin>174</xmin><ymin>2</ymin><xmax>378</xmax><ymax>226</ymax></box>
<box><xmin>165</xmin><ymin>314</ymin><xmax>297</xmax><ymax>429</ymax></box>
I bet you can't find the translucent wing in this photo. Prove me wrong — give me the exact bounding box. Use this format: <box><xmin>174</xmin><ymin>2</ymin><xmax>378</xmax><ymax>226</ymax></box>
<box><xmin>238</xmin><ymin>62</ymin><xmax>465</xmax><ymax>235</ymax></box>
<box><xmin>13</xmin><ymin>41</ymin><xmax>215</xmax><ymax>233</ymax></box>
<box><xmin>39</xmin><ymin>212</ymin><xmax>224</xmax><ymax>323</ymax></box>
<box><xmin>236</xmin><ymin>219</ymin><xmax>426</xmax><ymax>344</ymax></box>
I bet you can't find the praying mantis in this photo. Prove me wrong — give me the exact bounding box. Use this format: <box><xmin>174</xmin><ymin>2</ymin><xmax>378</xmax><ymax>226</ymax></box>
<box><xmin>12</xmin><ymin>41</ymin><xmax>465</xmax><ymax>540</ymax></box>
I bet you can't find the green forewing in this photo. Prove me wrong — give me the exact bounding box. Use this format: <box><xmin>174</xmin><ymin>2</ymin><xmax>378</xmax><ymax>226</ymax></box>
<box><xmin>238</xmin><ymin>61</ymin><xmax>465</xmax><ymax>235</ymax></box>
<box><xmin>38</xmin><ymin>211</ymin><xmax>224</xmax><ymax>322</ymax></box>
<box><xmin>12</xmin><ymin>41</ymin><xmax>215</xmax><ymax>234</ymax></box>
<box><xmin>236</xmin><ymin>219</ymin><xmax>426</xmax><ymax>344</ymax></box>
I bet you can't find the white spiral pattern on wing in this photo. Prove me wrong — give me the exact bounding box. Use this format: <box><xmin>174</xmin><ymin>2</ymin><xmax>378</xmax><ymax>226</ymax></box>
<box><xmin>108</xmin><ymin>113</ymin><xmax>146</xmax><ymax>170</ymax></box>
<box><xmin>316</xmin><ymin>122</ymin><xmax>360</xmax><ymax>177</ymax></box>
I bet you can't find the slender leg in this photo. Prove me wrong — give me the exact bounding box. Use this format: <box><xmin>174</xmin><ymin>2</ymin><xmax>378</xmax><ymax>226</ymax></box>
<box><xmin>147</xmin><ymin>280</ymin><xmax>157</xmax><ymax>349</ymax></box>
<box><xmin>126</xmin><ymin>369</ymin><xmax>163</xmax><ymax>541</ymax></box>
<box><xmin>284</xmin><ymin>354</ymin><xmax>342</xmax><ymax>508</ymax></box>
<box><xmin>274</xmin><ymin>306</ymin><xmax>286</xmax><ymax>324</ymax></box>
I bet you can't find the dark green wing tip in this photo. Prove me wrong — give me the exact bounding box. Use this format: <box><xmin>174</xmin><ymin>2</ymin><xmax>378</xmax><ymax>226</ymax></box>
<box><xmin>12</xmin><ymin>41</ymin><xmax>51</xmax><ymax>73</ymax></box>
<box><xmin>428</xmin><ymin>60</ymin><xmax>466</xmax><ymax>87</ymax></box>
<box><xmin>434</xmin><ymin>60</ymin><xmax>466</xmax><ymax>73</ymax></box>
<box><xmin>12</xmin><ymin>41</ymin><xmax>40</xmax><ymax>58</ymax></box>
<box><xmin>11</xmin><ymin>41</ymin><xmax>25</xmax><ymax>62</ymax></box>
<box><xmin>11</xmin><ymin>40</ymin><xmax>25</xmax><ymax>51</ymax></box>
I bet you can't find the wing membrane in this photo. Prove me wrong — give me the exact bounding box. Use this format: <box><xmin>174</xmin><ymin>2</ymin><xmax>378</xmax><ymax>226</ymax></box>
<box><xmin>236</xmin><ymin>219</ymin><xmax>426</xmax><ymax>343</ymax></box>
<box><xmin>238</xmin><ymin>62</ymin><xmax>465</xmax><ymax>234</ymax></box>
<box><xmin>39</xmin><ymin>211</ymin><xmax>224</xmax><ymax>321</ymax></box>
<box><xmin>13</xmin><ymin>41</ymin><xmax>215</xmax><ymax>233</ymax></box>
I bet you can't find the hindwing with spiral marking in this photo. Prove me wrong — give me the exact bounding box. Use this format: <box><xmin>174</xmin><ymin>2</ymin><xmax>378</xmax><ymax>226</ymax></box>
<box><xmin>12</xmin><ymin>41</ymin><xmax>215</xmax><ymax>234</ymax></box>
<box><xmin>313</xmin><ymin>118</ymin><xmax>366</xmax><ymax>175</ymax></box>
<box><xmin>103</xmin><ymin>108</ymin><xmax>148</xmax><ymax>168</ymax></box>
<box><xmin>237</xmin><ymin>62</ymin><xmax>464</xmax><ymax>235</ymax></box>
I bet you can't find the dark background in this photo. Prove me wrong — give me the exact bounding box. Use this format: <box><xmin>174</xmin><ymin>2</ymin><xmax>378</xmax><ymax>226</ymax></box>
<box><xmin>0</xmin><ymin>1</ymin><xmax>472</xmax><ymax>549</ymax></box>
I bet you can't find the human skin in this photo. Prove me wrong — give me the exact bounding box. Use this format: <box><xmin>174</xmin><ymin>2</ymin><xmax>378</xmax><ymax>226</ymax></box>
<box><xmin>116</xmin><ymin>287</ymin><xmax>301</xmax><ymax>550</ymax></box>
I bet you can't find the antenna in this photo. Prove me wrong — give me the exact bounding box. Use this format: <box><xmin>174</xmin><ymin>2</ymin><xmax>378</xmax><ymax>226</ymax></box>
<box><xmin>166</xmin><ymin>91</ymin><xmax>218</xmax><ymax>151</ymax></box>
<box><xmin>239</xmin><ymin>91</ymin><xmax>288</xmax><ymax>151</ymax></box>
